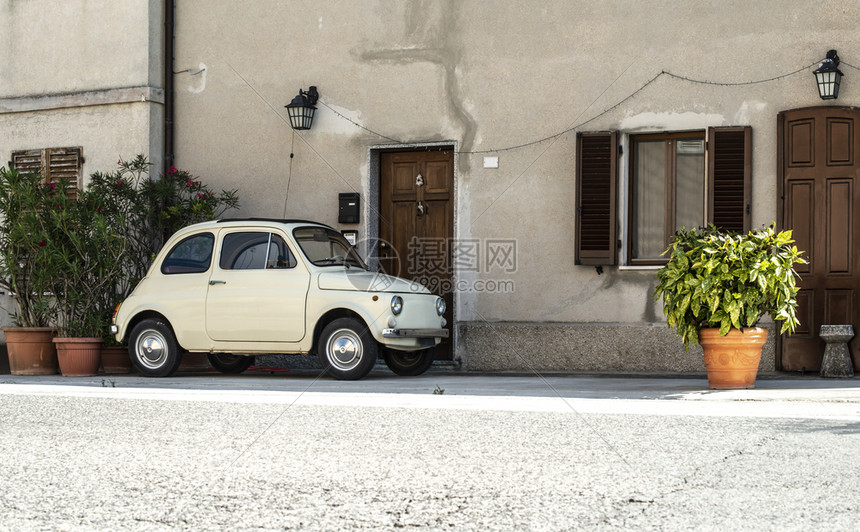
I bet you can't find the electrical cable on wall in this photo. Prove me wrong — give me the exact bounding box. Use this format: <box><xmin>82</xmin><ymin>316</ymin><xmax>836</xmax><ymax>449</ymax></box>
<box><xmin>319</xmin><ymin>60</ymin><xmax>823</xmax><ymax>155</ymax></box>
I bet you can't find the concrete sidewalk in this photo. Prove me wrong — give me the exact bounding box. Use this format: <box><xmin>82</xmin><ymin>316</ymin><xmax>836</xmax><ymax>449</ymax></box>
<box><xmin>0</xmin><ymin>367</ymin><xmax>860</xmax><ymax>405</ymax></box>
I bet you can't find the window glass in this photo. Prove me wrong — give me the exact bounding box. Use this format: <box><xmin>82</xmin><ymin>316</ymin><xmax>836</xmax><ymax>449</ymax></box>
<box><xmin>675</xmin><ymin>139</ymin><xmax>705</xmax><ymax>232</ymax></box>
<box><xmin>161</xmin><ymin>233</ymin><xmax>214</xmax><ymax>274</ymax></box>
<box><xmin>293</xmin><ymin>226</ymin><xmax>367</xmax><ymax>269</ymax></box>
<box><xmin>630</xmin><ymin>133</ymin><xmax>705</xmax><ymax>263</ymax></box>
<box><xmin>632</xmin><ymin>140</ymin><xmax>666</xmax><ymax>260</ymax></box>
<box><xmin>220</xmin><ymin>232</ymin><xmax>296</xmax><ymax>270</ymax></box>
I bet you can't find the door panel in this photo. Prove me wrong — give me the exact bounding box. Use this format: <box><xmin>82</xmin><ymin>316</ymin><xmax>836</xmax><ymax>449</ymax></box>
<box><xmin>380</xmin><ymin>150</ymin><xmax>454</xmax><ymax>359</ymax></box>
<box><xmin>786</xmin><ymin>180</ymin><xmax>813</xmax><ymax>275</ymax></box>
<box><xmin>826</xmin><ymin>179</ymin><xmax>852</xmax><ymax>274</ymax></box>
<box><xmin>827</xmin><ymin>119</ymin><xmax>853</xmax><ymax>165</ymax></box>
<box><xmin>779</xmin><ymin>107</ymin><xmax>860</xmax><ymax>372</ymax></box>
<box><xmin>206</xmin><ymin>232</ymin><xmax>309</xmax><ymax>343</ymax></box>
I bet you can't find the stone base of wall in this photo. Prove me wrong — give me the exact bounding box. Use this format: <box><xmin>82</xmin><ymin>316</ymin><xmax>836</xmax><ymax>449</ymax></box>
<box><xmin>458</xmin><ymin>321</ymin><xmax>777</xmax><ymax>375</ymax></box>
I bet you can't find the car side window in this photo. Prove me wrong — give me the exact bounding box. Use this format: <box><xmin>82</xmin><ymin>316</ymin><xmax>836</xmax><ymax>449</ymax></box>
<box><xmin>220</xmin><ymin>232</ymin><xmax>297</xmax><ymax>270</ymax></box>
<box><xmin>161</xmin><ymin>233</ymin><xmax>215</xmax><ymax>274</ymax></box>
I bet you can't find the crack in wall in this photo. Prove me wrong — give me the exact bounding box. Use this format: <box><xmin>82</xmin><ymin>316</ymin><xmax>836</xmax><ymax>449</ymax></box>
<box><xmin>358</xmin><ymin>1</ymin><xmax>476</xmax><ymax>157</ymax></box>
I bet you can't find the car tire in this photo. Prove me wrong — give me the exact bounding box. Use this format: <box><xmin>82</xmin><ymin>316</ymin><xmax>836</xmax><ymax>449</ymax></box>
<box><xmin>208</xmin><ymin>353</ymin><xmax>254</xmax><ymax>374</ymax></box>
<box><xmin>318</xmin><ymin>317</ymin><xmax>378</xmax><ymax>380</ymax></box>
<box><xmin>128</xmin><ymin>318</ymin><xmax>183</xmax><ymax>377</ymax></box>
<box><xmin>382</xmin><ymin>346</ymin><xmax>436</xmax><ymax>376</ymax></box>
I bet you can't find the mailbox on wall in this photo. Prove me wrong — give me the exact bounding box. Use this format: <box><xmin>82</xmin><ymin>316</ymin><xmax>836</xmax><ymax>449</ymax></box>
<box><xmin>338</xmin><ymin>192</ymin><xmax>360</xmax><ymax>224</ymax></box>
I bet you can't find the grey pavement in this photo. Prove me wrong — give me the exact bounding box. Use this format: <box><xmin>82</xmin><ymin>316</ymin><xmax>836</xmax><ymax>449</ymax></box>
<box><xmin>1</xmin><ymin>370</ymin><xmax>860</xmax><ymax>530</ymax></box>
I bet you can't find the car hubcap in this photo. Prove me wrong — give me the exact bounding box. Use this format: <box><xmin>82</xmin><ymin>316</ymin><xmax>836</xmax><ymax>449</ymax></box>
<box><xmin>137</xmin><ymin>330</ymin><xmax>167</xmax><ymax>369</ymax></box>
<box><xmin>327</xmin><ymin>329</ymin><xmax>362</xmax><ymax>370</ymax></box>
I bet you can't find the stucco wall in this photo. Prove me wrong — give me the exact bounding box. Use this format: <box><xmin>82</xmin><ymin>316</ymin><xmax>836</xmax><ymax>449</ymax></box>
<box><xmin>168</xmin><ymin>1</ymin><xmax>859</xmax><ymax>371</ymax></box>
<box><xmin>0</xmin><ymin>0</ymin><xmax>161</xmax><ymax>97</ymax></box>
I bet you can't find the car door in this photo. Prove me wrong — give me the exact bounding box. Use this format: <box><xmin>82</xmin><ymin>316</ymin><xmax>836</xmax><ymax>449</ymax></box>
<box><xmin>205</xmin><ymin>230</ymin><xmax>310</xmax><ymax>343</ymax></box>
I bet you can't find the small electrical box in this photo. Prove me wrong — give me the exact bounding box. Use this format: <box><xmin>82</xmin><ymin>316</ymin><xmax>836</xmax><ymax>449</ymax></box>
<box><xmin>338</xmin><ymin>193</ymin><xmax>360</xmax><ymax>224</ymax></box>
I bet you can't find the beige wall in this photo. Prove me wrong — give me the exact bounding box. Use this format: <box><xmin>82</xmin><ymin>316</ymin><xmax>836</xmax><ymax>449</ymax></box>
<box><xmin>173</xmin><ymin>0</ymin><xmax>859</xmax><ymax>330</ymax></box>
<box><xmin>0</xmin><ymin>0</ymin><xmax>161</xmax><ymax>97</ymax></box>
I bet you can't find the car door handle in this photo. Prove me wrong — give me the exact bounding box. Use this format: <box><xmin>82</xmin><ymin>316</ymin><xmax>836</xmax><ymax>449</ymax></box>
<box><xmin>209</xmin><ymin>280</ymin><xmax>226</xmax><ymax>285</ymax></box>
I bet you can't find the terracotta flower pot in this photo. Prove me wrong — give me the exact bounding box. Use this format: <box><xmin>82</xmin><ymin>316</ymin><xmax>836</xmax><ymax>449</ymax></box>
<box><xmin>54</xmin><ymin>337</ymin><xmax>103</xmax><ymax>377</ymax></box>
<box><xmin>2</xmin><ymin>327</ymin><xmax>58</xmax><ymax>375</ymax></box>
<box><xmin>699</xmin><ymin>327</ymin><xmax>768</xmax><ymax>389</ymax></box>
<box><xmin>101</xmin><ymin>345</ymin><xmax>132</xmax><ymax>374</ymax></box>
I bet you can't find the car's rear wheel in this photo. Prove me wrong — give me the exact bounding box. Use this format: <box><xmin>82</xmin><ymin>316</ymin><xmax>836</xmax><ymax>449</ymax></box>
<box><xmin>129</xmin><ymin>318</ymin><xmax>182</xmax><ymax>377</ymax></box>
<box><xmin>208</xmin><ymin>353</ymin><xmax>254</xmax><ymax>374</ymax></box>
<box><xmin>318</xmin><ymin>317</ymin><xmax>378</xmax><ymax>380</ymax></box>
<box><xmin>382</xmin><ymin>346</ymin><xmax>436</xmax><ymax>376</ymax></box>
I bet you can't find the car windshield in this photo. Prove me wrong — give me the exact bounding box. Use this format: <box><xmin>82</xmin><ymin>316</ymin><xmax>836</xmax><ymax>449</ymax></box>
<box><xmin>293</xmin><ymin>226</ymin><xmax>367</xmax><ymax>269</ymax></box>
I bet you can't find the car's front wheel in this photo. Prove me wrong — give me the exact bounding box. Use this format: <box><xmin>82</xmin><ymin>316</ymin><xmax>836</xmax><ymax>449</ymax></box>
<box><xmin>208</xmin><ymin>353</ymin><xmax>254</xmax><ymax>374</ymax></box>
<box><xmin>382</xmin><ymin>346</ymin><xmax>436</xmax><ymax>376</ymax></box>
<box><xmin>318</xmin><ymin>317</ymin><xmax>378</xmax><ymax>380</ymax></box>
<box><xmin>128</xmin><ymin>318</ymin><xmax>182</xmax><ymax>377</ymax></box>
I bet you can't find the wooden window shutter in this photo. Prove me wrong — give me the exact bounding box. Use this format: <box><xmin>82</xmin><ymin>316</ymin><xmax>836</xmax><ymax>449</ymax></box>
<box><xmin>11</xmin><ymin>147</ymin><xmax>82</xmax><ymax>199</ymax></box>
<box><xmin>11</xmin><ymin>149</ymin><xmax>42</xmax><ymax>176</ymax></box>
<box><xmin>707</xmin><ymin>127</ymin><xmax>751</xmax><ymax>233</ymax></box>
<box><xmin>575</xmin><ymin>131</ymin><xmax>618</xmax><ymax>265</ymax></box>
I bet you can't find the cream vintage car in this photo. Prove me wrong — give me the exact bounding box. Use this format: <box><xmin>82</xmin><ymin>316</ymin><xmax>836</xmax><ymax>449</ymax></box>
<box><xmin>111</xmin><ymin>219</ymin><xmax>448</xmax><ymax>380</ymax></box>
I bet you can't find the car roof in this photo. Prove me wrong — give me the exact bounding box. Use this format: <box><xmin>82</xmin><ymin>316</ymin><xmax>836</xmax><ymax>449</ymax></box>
<box><xmin>217</xmin><ymin>217</ymin><xmax>333</xmax><ymax>227</ymax></box>
<box><xmin>170</xmin><ymin>218</ymin><xmax>336</xmax><ymax>238</ymax></box>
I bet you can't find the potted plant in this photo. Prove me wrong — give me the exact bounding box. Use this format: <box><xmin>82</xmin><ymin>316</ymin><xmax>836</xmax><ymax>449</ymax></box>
<box><xmin>39</xmin><ymin>177</ymin><xmax>130</xmax><ymax>376</ymax></box>
<box><xmin>654</xmin><ymin>225</ymin><xmax>805</xmax><ymax>389</ymax></box>
<box><xmin>0</xmin><ymin>167</ymin><xmax>60</xmax><ymax>375</ymax></box>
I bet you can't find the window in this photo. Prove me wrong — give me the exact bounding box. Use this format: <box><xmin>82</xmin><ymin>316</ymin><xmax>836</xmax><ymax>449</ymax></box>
<box><xmin>630</xmin><ymin>132</ymin><xmax>705</xmax><ymax>264</ymax></box>
<box><xmin>161</xmin><ymin>233</ymin><xmax>215</xmax><ymax>274</ymax></box>
<box><xmin>219</xmin><ymin>232</ymin><xmax>296</xmax><ymax>270</ymax></box>
<box><xmin>574</xmin><ymin>127</ymin><xmax>751</xmax><ymax>266</ymax></box>
<box><xmin>293</xmin><ymin>226</ymin><xmax>367</xmax><ymax>268</ymax></box>
<box><xmin>11</xmin><ymin>147</ymin><xmax>82</xmax><ymax>199</ymax></box>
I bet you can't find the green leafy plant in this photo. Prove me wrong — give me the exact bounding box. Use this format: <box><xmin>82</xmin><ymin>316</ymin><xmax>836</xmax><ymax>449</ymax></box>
<box><xmin>0</xmin><ymin>167</ymin><xmax>62</xmax><ymax>328</ymax></box>
<box><xmin>36</xmin><ymin>177</ymin><xmax>130</xmax><ymax>338</ymax></box>
<box><xmin>653</xmin><ymin>224</ymin><xmax>806</xmax><ymax>349</ymax></box>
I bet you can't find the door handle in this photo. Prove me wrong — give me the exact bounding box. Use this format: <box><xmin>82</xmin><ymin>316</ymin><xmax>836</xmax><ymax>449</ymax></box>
<box><xmin>209</xmin><ymin>280</ymin><xmax>226</xmax><ymax>285</ymax></box>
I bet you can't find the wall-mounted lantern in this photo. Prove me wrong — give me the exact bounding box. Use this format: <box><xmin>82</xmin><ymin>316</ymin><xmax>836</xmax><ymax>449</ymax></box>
<box><xmin>813</xmin><ymin>50</ymin><xmax>843</xmax><ymax>100</ymax></box>
<box><xmin>285</xmin><ymin>86</ymin><xmax>319</xmax><ymax>130</ymax></box>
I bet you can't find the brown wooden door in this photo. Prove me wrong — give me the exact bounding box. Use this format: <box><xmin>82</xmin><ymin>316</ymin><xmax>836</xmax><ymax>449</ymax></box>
<box><xmin>379</xmin><ymin>150</ymin><xmax>454</xmax><ymax>359</ymax></box>
<box><xmin>779</xmin><ymin>107</ymin><xmax>860</xmax><ymax>372</ymax></box>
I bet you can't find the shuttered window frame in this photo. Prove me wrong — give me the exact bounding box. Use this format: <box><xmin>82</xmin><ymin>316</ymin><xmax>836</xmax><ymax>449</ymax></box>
<box><xmin>575</xmin><ymin>131</ymin><xmax>618</xmax><ymax>266</ymax></box>
<box><xmin>574</xmin><ymin>127</ymin><xmax>752</xmax><ymax>267</ymax></box>
<box><xmin>11</xmin><ymin>147</ymin><xmax>83</xmax><ymax>199</ymax></box>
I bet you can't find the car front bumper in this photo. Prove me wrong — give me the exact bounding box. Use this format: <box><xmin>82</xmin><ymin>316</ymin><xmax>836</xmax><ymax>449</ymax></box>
<box><xmin>382</xmin><ymin>328</ymin><xmax>449</xmax><ymax>339</ymax></box>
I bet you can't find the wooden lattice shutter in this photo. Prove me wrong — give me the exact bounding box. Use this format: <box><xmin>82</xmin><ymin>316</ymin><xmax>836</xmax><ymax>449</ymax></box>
<box><xmin>708</xmin><ymin>127</ymin><xmax>751</xmax><ymax>233</ymax></box>
<box><xmin>12</xmin><ymin>147</ymin><xmax>82</xmax><ymax>199</ymax></box>
<box><xmin>575</xmin><ymin>131</ymin><xmax>618</xmax><ymax>265</ymax></box>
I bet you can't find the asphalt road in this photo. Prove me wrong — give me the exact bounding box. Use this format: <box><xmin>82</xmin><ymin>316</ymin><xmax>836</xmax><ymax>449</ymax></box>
<box><xmin>1</xmin><ymin>371</ymin><xmax>859</xmax><ymax>530</ymax></box>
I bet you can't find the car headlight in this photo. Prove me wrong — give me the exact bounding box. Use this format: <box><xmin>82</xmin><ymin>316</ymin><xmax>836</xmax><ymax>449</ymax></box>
<box><xmin>435</xmin><ymin>297</ymin><xmax>446</xmax><ymax>316</ymax></box>
<box><xmin>391</xmin><ymin>295</ymin><xmax>403</xmax><ymax>315</ymax></box>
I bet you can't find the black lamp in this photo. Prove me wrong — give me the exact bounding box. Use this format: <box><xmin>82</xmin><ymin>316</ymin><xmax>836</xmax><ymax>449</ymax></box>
<box><xmin>285</xmin><ymin>86</ymin><xmax>319</xmax><ymax>130</ymax></box>
<box><xmin>813</xmin><ymin>50</ymin><xmax>843</xmax><ymax>100</ymax></box>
